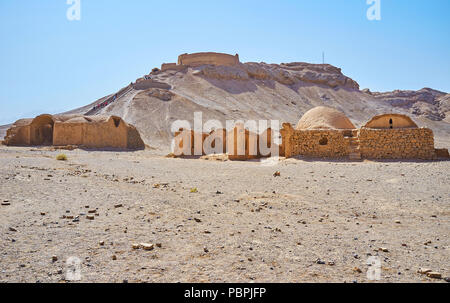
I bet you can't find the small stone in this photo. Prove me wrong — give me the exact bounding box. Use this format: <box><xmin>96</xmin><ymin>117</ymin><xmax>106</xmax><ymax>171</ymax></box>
<box><xmin>315</xmin><ymin>259</ymin><xmax>325</xmax><ymax>265</ymax></box>
<box><xmin>132</xmin><ymin>243</ymin><xmax>140</xmax><ymax>250</ymax></box>
<box><xmin>327</xmin><ymin>261</ymin><xmax>335</xmax><ymax>266</ymax></box>
<box><xmin>417</xmin><ymin>268</ymin><xmax>432</xmax><ymax>274</ymax></box>
<box><xmin>395</xmin><ymin>220</ymin><xmax>401</xmax><ymax>224</ymax></box>
<box><xmin>353</xmin><ymin>267</ymin><xmax>362</xmax><ymax>273</ymax></box>
<box><xmin>99</xmin><ymin>241</ymin><xmax>105</xmax><ymax>246</ymax></box>
<box><xmin>426</xmin><ymin>272</ymin><xmax>442</xmax><ymax>279</ymax></box>
<box><xmin>41</xmin><ymin>212</ymin><xmax>46</xmax><ymax>216</ymax></box>
<box><xmin>86</xmin><ymin>215</ymin><xmax>95</xmax><ymax>220</ymax></box>
<box><xmin>194</xmin><ymin>218</ymin><xmax>202</xmax><ymax>223</ymax></box>
<box><xmin>112</xmin><ymin>255</ymin><xmax>117</xmax><ymax>260</ymax></box>
<box><xmin>1</xmin><ymin>201</ymin><xmax>11</xmax><ymax>206</ymax></box>
<box><xmin>379</xmin><ymin>247</ymin><xmax>389</xmax><ymax>252</ymax></box>
<box><xmin>66</xmin><ymin>215</ymin><xmax>74</xmax><ymax>220</ymax></box>
<box><xmin>156</xmin><ymin>243</ymin><xmax>162</xmax><ymax>248</ymax></box>
<box><xmin>52</xmin><ymin>255</ymin><xmax>58</xmax><ymax>262</ymax></box>
<box><xmin>114</xmin><ymin>204</ymin><xmax>123</xmax><ymax>208</ymax></box>
<box><xmin>88</xmin><ymin>209</ymin><xmax>97</xmax><ymax>214</ymax></box>
<box><xmin>273</xmin><ymin>171</ymin><xmax>281</xmax><ymax>177</ymax></box>
<box><xmin>9</xmin><ymin>227</ymin><xmax>17</xmax><ymax>232</ymax></box>
<box><xmin>203</xmin><ymin>247</ymin><xmax>209</xmax><ymax>253</ymax></box>
<box><xmin>141</xmin><ymin>243</ymin><xmax>154</xmax><ymax>251</ymax></box>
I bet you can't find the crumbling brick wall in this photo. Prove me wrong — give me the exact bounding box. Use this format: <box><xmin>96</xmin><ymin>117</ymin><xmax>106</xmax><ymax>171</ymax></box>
<box><xmin>177</xmin><ymin>52</ymin><xmax>240</xmax><ymax>67</ymax></box>
<box><xmin>359</xmin><ymin>128</ymin><xmax>435</xmax><ymax>159</ymax></box>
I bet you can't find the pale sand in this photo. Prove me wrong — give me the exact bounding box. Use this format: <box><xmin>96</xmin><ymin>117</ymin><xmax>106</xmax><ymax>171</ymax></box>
<box><xmin>0</xmin><ymin>146</ymin><xmax>448</xmax><ymax>283</ymax></box>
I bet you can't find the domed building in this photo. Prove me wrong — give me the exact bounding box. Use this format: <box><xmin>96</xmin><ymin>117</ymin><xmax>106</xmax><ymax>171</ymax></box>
<box><xmin>363</xmin><ymin>113</ymin><xmax>418</xmax><ymax>129</ymax></box>
<box><xmin>296</xmin><ymin>106</ymin><xmax>356</xmax><ymax>130</ymax></box>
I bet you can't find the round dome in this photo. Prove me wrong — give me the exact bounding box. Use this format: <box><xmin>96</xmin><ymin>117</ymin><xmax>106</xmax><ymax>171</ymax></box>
<box><xmin>296</xmin><ymin>106</ymin><xmax>356</xmax><ymax>130</ymax></box>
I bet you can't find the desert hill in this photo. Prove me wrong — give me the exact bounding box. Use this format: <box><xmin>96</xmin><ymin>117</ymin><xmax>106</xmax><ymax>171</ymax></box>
<box><xmin>1</xmin><ymin>57</ymin><xmax>449</xmax><ymax>150</ymax></box>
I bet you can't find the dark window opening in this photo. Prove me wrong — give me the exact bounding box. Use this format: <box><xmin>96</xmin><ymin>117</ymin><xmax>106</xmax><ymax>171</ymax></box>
<box><xmin>319</xmin><ymin>137</ymin><xmax>328</xmax><ymax>146</ymax></box>
<box><xmin>389</xmin><ymin>118</ymin><xmax>393</xmax><ymax>129</ymax></box>
<box><xmin>112</xmin><ymin>117</ymin><xmax>121</xmax><ymax>128</ymax></box>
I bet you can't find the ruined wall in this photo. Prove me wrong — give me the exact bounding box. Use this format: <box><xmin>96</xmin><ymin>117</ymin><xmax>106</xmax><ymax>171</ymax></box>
<box><xmin>173</xmin><ymin>126</ymin><xmax>278</xmax><ymax>160</ymax></box>
<box><xmin>53</xmin><ymin>123</ymin><xmax>84</xmax><ymax>146</ymax></box>
<box><xmin>359</xmin><ymin>128</ymin><xmax>435</xmax><ymax>159</ymax></box>
<box><xmin>4</xmin><ymin>123</ymin><xmax>31</xmax><ymax>146</ymax></box>
<box><xmin>178</xmin><ymin>52</ymin><xmax>239</xmax><ymax>67</ymax></box>
<box><xmin>226</xmin><ymin>126</ymin><xmax>259</xmax><ymax>160</ymax></box>
<box><xmin>160</xmin><ymin>63</ymin><xmax>187</xmax><ymax>72</ymax></box>
<box><xmin>287</xmin><ymin>130</ymin><xmax>351</xmax><ymax>158</ymax></box>
<box><xmin>53</xmin><ymin>117</ymin><xmax>144</xmax><ymax>150</ymax></box>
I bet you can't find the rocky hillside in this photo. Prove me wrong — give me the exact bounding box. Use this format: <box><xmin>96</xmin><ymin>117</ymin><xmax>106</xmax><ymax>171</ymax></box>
<box><xmin>364</xmin><ymin>87</ymin><xmax>448</xmax><ymax>121</ymax></box>
<box><xmin>2</xmin><ymin>61</ymin><xmax>449</xmax><ymax>150</ymax></box>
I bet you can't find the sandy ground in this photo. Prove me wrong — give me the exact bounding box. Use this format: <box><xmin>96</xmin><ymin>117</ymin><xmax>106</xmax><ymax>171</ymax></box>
<box><xmin>0</xmin><ymin>145</ymin><xmax>449</xmax><ymax>283</ymax></box>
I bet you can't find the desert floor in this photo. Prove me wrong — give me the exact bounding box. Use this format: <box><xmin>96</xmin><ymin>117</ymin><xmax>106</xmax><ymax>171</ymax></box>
<box><xmin>0</xmin><ymin>145</ymin><xmax>448</xmax><ymax>283</ymax></box>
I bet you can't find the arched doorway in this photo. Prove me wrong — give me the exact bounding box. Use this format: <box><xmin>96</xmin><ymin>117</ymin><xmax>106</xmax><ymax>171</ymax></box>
<box><xmin>30</xmin><ymin>115</ymin><xmax>54</xmax><ymax>146</ymax></box>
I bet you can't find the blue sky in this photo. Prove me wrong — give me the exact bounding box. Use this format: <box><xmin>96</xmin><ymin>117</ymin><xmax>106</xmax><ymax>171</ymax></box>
<box><xmin>0</xmin><ymin>0</ymin><xmax>449</xmax><ymax>124</ymax></box>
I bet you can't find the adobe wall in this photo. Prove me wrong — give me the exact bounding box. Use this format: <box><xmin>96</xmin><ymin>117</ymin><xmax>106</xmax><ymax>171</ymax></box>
<box><xmin>82</xmin><ymin>118</ymin><xmax>128</xmax><ymax>149</ymax></box>
<box><xmin>53</xmin><ymin>123</ymin><xmax>84</xmax><ymax>146</ymax></box>
<box><xmin>5</xmin><ymin>124</ymin><xmax>31</xmax><ymax>146</ymax></box>
<box><xmin>160</xmin><ymin>63</ymin><xmax>186</xmax><ymax>72</ymax></box>
<box><xmin>53</xmin><ymin>118</ymin><xmax>144</xmax><ymax>150</ymax></box>
<box><xmin>177</xmin><ymin>52</ymin><xmax>239</xmax><ymax>67</ymax></box>
<box><xmin>359</xmin><ymin>128</ymin><xmax>435</xmax><ymax>159</ymax></box>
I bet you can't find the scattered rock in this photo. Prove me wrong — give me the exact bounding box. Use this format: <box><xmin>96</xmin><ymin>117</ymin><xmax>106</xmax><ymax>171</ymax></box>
<box><xmin>194</xmin><ymin>218</ymin><xmax>202</xmax><ymax>223</ymax></box>
<box><xmin>88</xmin><ymin>209</ymin><xmax>97</xmax><ymax>214</ymax></box>
<box><xmin>418</xmin><ymin>268</ymin><xmax>432</xmax><ymax>274</ymax></box>
<box><xmin>86</xmin><ymin>215</ymin><xmax>95</xmax><ymax>220</ymax></box>
<box><xmin>52</xmin><ymin>256</ymin><xmax>58</xmax><ymax>262</ymax></box>
<box><xmin>426</xmin><ymin>272</ymin><xmax>442</xmax><ymax>279</ymax></box>
<box><xmin>8</xmin><ymin>227</ymin><xmax>17</xmax><ymax>232</ymax></box>
<box><xmin>315</xmin><ymin>259</ymin><xmax>325</xmax><ymax>265</ymax></box>
<box><xmin>141</xmin><ymin>243</ymin><xmax>154</xmax><ymax>251</ymax></box>
<box><xmin>1</xmin><ymin>201</ymin><xmax>11</xmax><ymax>206</ymax></box>
<box><xmin>40</xmin><ymin>212</ymin><xmax>46</xmax><ymax>216</ymax></box>
<box><xmin>273</xmin><ymin>171</ymin><xmax>281</xmax><ymax>177</ymax></box>
<box><xmin>379</xmin><ymin>247</ymin><xmax>389</xmax><ymax>252</ymax></box>
<box><xmin>203</xmin><ymin>247</ymin><xmax>209</xmax><ymax>253</ymax></box>
<box><xmin>395</xmin><ymin>220</ymin><xmax>401</xmax><ymax>224</ymax></box>
<box><xmin>112</xmin><ymin>255</ymin><xmax>117</xmax><ymax>260</ymax></box>
<box><xmin>132</xmin><ymin>243</ymin><xmax>140</xmax><ymax>250</ymax></box>
<box><xmin>353</xmin><ymin>267</ymin><xmax>362</xmax><ymax>273</ymax></box>
<box><xmin>99</xmin><ymin>241</ymin><xmax>105</xmax><ymax>246</ymax></box>
<box><xmin>156</xmin><ymin>243</ymin><xmax>162</xmax><ymax>248</ymax></box>
<box><xmin>114</xmin><ymin>204</ymin><xmax>123</xmax><ymax>208</ymax></box>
